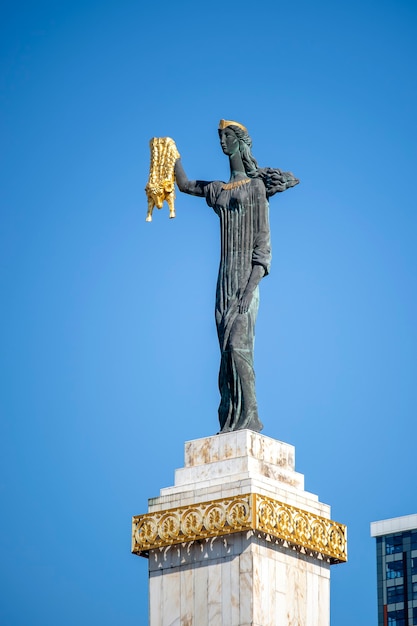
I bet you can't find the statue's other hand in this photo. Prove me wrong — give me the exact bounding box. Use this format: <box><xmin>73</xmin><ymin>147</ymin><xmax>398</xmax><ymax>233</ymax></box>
<box><xmin>238</xmin><ymin>291</ymin><xmax>253</xmax><ymax>314</ymax></box>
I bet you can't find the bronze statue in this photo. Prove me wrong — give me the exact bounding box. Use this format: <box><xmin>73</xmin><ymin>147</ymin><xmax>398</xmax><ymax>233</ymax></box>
<box><xmin>173</xmin><ymin>119</ymin><xmax>299</xmax><ymax>433</ymax></box>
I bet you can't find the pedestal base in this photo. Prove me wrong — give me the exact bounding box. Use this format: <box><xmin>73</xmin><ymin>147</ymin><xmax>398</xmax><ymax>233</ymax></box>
<box><xmin>132</xmin><ymin>430</ymin><xmax>346</xmax><ymax>626</ymax></box>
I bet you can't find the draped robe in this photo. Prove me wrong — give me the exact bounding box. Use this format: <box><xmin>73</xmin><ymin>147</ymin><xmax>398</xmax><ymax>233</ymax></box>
<box><xmin>204</xmin><ymin>177</ymin><xmax>271</xmax><ymax>432</ymax></box>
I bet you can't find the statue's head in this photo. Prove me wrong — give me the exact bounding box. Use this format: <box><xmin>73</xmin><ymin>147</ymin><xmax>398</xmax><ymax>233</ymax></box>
<box><xmin>218</xmin><ymin>119</ymin><xmax>258</xmax><ymax>176</ymax></box>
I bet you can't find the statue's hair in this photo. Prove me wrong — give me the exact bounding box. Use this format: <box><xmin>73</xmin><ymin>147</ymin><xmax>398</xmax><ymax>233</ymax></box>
<box><xmin>227</xmin><ymin>125</ymin><xmax>300</xmax><ymax>198</ymax></box>
<box><xmin>227</xmin><ymin>125</ymin><xmax>259</xmax><ymax>177</ymax></box>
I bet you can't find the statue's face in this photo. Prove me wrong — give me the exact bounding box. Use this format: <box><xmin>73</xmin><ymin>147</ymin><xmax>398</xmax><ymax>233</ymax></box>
<box><xmin>219</xmin><ymin>128</ymin><xmax>239</xmax><ymax>156</ymax></box>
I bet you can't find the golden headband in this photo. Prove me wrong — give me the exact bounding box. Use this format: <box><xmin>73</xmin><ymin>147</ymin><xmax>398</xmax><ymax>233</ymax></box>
<box><xmin>218</xmin><ymin>119</ymin><xmax>248</xmax><ymax>133</ymax></box>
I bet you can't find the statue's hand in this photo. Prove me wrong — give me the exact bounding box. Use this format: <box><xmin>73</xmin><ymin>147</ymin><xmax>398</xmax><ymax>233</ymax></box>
<box><xmin>238</xmin><ymin>290</ymin><xmax>253</xmax><ymax>314</ymax></box>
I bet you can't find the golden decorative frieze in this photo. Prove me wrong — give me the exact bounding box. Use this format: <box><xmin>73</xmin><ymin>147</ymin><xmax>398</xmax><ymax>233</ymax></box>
<box><xmin>132</xmin><ymin>493</ymin><xmax>347</xmax><ymax>564</ymax></box>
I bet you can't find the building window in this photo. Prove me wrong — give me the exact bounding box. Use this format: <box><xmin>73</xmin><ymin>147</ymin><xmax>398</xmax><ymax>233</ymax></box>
<box><xmin>386</xmin><ymin>535</ymin><xmax>403</xmax><ymax>555</ymax></box>
<box><xmin>387</xmin><ymin>585</ymin><xmax>404</xmax><ymax>604</ymax></box>
<box><xmin>412</xmin><ymin>581</ymin><xmax>417</xmax><ymax>600</ymax></box>
<box><xmin>411</xmin><ymin>531</ymin><xmax>417</xmax><ymax>551</ymax></box>
<box><xmin>412</xmin><ymin>557</ymin><xmax>417</xmax><ymax>575</ymax></box>
<box><xmin>387</xmin><ymin>608</ymin><xmax>405</xmax><ymax>625</ymax></box>
<box><xmin>387</xmin><ymin>560</ymin><xmax>404</xmax><ymax>579</ymax></box>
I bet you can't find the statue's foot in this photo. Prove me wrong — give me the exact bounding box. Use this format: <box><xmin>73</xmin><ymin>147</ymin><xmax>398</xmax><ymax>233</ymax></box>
<box><xmin>146</xmin><ymin>215</ymin><xmax>152</xmax><ymax>222</ymax></box>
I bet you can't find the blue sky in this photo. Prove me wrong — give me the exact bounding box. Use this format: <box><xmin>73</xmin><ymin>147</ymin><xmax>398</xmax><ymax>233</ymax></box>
<box><xmin>1</xmin><ymin>0</ymin><xmax>417</xmax><ymax>624</ymax></box>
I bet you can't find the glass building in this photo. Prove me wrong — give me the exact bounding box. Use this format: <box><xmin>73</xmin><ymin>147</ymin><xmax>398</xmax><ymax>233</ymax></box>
<box><xmin>371</xmin><ymin>514</ymin><xmax>417</xmax><ymax>626</ymax></box>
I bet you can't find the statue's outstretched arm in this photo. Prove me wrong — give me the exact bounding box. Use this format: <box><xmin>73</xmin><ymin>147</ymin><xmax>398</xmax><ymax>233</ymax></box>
<box><xmin>175</xmin><ymin>159</ymin><xmax>209</xmax><ymax>198</ymax></box>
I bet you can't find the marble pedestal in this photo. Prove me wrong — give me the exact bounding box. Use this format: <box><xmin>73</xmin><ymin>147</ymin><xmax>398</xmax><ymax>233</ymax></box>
<box><xmin>132</xmin><ymin>430</ymin><xmax>346</xmax><ymax>626</ymax></box>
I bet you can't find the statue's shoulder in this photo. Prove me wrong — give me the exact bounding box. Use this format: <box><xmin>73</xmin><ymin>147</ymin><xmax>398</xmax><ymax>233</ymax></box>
<box><xmin>249</xmin><ymin>176</ymin><xmax>267</xmax><ymax>195</ymax></box>
<box><xmin>204</xmin><ymin>180</ymin><xmax>224</xmax><ymax>208</ymax></box>
<box><xmin>204</xmin><ymin>180</ymin><xmax>224</xmax><ymax>195</ymax></box>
